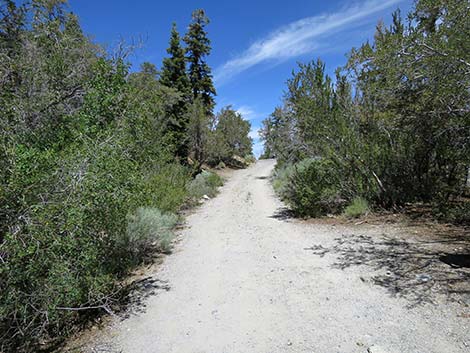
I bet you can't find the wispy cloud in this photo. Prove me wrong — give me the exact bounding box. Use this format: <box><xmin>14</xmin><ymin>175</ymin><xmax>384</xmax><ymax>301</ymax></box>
<box><xmin>214</xmin><ymin>0</ymin><xmax>403</xmax><ymax>84</ymax></box>
<box><xmin>249</xmin><ymin>127</ymin><xmax>261</xmax><ymax>140</ymax></box>
<box><xmin>235</xmin><ymin>105</ymin><xmax>266</xmax><ymax>121</ymax></box>
<box><xmin>236</xmin><ymin>106</ymin><xmax>257</xmax><ymax>120</ymax></box>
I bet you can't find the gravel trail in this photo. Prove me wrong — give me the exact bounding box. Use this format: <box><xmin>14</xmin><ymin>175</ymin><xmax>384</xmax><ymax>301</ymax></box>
<box><xmin>90</xmin><ymin>159</ymin><xmax>469</xmax><ymax>353</ymax></box>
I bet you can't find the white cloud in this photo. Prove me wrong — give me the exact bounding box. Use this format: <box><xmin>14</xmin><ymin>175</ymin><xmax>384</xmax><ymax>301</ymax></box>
<box><xmin>235</xmin><ymin>105</ymin><xmax>266</xmax><ymax>121</ymax></box>
<box><xmin>236</xmin><ymin>106</ymin><xmax>257</xmax><ymax>120</ymax></box>
<box><xmin>252</xmin><ymin>141</ymin><xmax>264</xmax><ymax>158</ymax></box>
<box><xmin>249</xmin><ymin>127</ymin><xmax>261</xmax><ymax>140</ymax></box>
<box><xmin>214</xmin><ymin>0</ymin><xmax>403</xmax><ymax>84</ymax></box>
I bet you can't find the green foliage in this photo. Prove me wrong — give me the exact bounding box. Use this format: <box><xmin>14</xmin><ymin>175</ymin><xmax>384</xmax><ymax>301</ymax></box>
<box><xmin>262</xmin><ymin>0</ymin><xmax>470</xmax><ymax>219</ymax></box>
<box><xmin>272</xmin><ymin>163</ymin><xmax>296</xmax><ymax>198</ymax></box>
<box><xmin>0</xmin><ymin>133</ymin><xmax>190</xmax><ymax>351</ymax></box>
<box><xmin>278</xmin><ymin>159</ymin><xmax>345</xmax><ymax>217</ymax></box>
<box><xmin>160</xmin><ymin>23</ymin><xmax>191</xmax><ymax>158</ymax></box>
<box><xmin>244</xmin><ymin>154</ymin><xmax>256</xmax><ymax>164</ymax></box>
<box><xmin>206</xmin><ymin>106</ymin><xmax>253</xmax><ymax>166</ymax></box>
<box><xmin>125</xmin><ymin>208</ymin><xmax>179</xmax><ymax>260</ymax></box>
<box><xmin>187</xmin><ymin>171</ymin><xmax>223</xmax><ymax>201</ymax></box>
<box><xmin>433</xmin><ymin>200</ymin><xmax>470</xmax><ymax>225</ymax></box>
<box><xmin>160</xmin><ymin>23</ymin><xmax>190</xmax><ymax>94</ymax></box>
<box><xmin>186</xmin><ymin>97</ymin><xmax>210</xmax><ymax>163</ymax></box>
<box><xmin>184</xmin><ymin>9</ymin><xmax>216</xmax><ymax>114</ymax></box>
<box><xmin>140</xmin><ymin>163</ymin><xmax>191</xmax><ymax>213</ymax></box>
<box><xmin>0</xmin><ymin>2</ymin><xmax>202</xmax><ymax>351</ymax></box>
<box><xmin>344</xmin><ymin>198</ymin><xmax>370</xmax><ymax>219</ymax></box>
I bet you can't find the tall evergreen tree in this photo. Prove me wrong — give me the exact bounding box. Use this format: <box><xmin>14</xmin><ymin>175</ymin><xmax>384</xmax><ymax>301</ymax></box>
<box><xmin>160</xmin><ymin>23</ymin><xmax>189</xmax><ymax>94</ymax></box>
<box><xmin>160</xmin><ymin>23</ymin><xmax>190</xmax><ymax>158</ymax></box>
<box><xmin>184</xmin><ymin>9</ymin><xmax>216</xmax><ymax>114</ymax></box>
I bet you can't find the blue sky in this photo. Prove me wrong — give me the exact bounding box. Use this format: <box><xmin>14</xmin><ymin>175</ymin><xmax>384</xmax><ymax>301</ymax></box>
<box><xmin>70</xmin><ymin>0</ymin><xmax>413</xmax><ymax>156</ymax></box>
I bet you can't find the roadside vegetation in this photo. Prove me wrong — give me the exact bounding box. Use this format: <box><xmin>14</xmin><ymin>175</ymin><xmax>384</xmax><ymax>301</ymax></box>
<box><xmin>0</xmin><ymin>1</ymin><xmax>252</xmax><ymax>351</ymax></box>
<box><xmin>188</xmin><ymin>171</ymin><xmax>224</xmax><ymax>202</ymax></box>
<box><xmin>261</xmin><ymin>0</ymin><xmax>469</xmax><ymax>224</ymax></box>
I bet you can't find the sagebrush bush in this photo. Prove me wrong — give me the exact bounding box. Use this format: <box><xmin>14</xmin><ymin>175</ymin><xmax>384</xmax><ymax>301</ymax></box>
<box><xmin>187</xmin><ymin>171</ymin><xmax>224</xmax><ymax>200</ymax></box>
<box><xmin>344</xmin><ymin>197</ymin><xmax>370</xmax><ymax>218</ymax></box>
<box><xmin>125</xmin><ymin>207</ymin><xmax>178</xmax><ymax>260</ymax></box>
<box><xmin>272</xmin><ymin>162</ymin><xmax>295</xmax><ymax>198</ymax></box>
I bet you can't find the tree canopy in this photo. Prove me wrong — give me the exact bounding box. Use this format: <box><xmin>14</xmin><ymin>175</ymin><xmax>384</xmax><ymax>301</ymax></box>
<box><xmin>261</xmin><ymin>0</ymin><xmax>469</xmax><ymax>221</ymax></box>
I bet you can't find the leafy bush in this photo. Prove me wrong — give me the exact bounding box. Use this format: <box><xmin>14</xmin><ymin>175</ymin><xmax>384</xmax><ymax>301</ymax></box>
<box><xmin>187</xmin><ymin>171</ymin><xmax>223</xmax><ymax>200</ymax></box>
<box><xmin>261</xmin><ymin>0</ymin><xmax>470</xmax><ymax>217</ymax></box>
<box><xmin>280</xmin><ymin>159</ymin><xmax>345</xmax><ymax>217</ymax></box>
<box><xmin>0</xmin><ymin>2</ymin><xmax>220</xmax><ymax>351</ymax></box>
<box><xmin>0</xmin><ymin>136</ymin><xmax>190</xmax><ymax>351</ymax></box>
<box><xmin>205</xmin><ymin>107</ymin><xmax>253</xmax><ymax>166</ymax></box>
<box><xmin>344</xmin><ymin>197</ymin><xmax>370</xmax><ymax>218</ymax></box>
<box><xmin>215</xmin><ymin>161</ymin><xmax>226</xmax><ymax>169</ymax></box>
<box><xmin>140</xmin><ymin>163</ymin><xmax>191</xmax><ymax>213</ymax></box>
<box><xmin>272</xmin><ymin>162</ymin><xmax>295</xmax><ymax>198</ymax></box>
<box><xmin>125</xmin><ymin>208</ymin><xmax>178</xmax><ymax>260</ymax></box>
<box><xmin>433</xmin><ymin>200</ymin><xmax>470</xmax><ymax>225</ymax></box>
<box><xmin>244</xmin><ymin>154</ymin><xmax>256</xmax><ymax>164</ymax></box>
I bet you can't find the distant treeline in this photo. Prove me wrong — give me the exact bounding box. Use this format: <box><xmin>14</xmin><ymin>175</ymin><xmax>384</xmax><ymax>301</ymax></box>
<box><xmin>0</xmin><ymin>0</ymin><xmax>252</xmax><ymax>351</ymax></box>
<box><xmin>261</xmin><ymin>0</ymin><xmax>469</xmax><ymax>222</ymax></box>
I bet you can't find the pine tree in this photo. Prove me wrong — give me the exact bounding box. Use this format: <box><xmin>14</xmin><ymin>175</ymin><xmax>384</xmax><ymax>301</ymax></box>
<box><xmin>186</xmin><ymin>97</ymin><xmax>209</xmax><ymax>164</ymax></box>
<box><xmin>160</xmin><ymin>23</ymin><xmax>189</xmax><ymax>94</ymax></box>
<box><xmin>184</xmin><ymin>9</ymin><xmax>216</xmax><ymax>114</ymax></box>
<box><xmin>160</xmin><ymin>23</ymin><xmax>190</xmax><ymax>158</ymax></box>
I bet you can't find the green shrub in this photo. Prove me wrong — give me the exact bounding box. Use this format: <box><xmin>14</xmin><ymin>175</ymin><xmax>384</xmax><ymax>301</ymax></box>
<box><xmin>0</xmin><ymin>138</ymin><xmax>190</xmax><ymax>352</ymax></box>
<box><xmin>344</xmin><ymin>197</ymin><xmax>370</xmax><ymax>218</ymax></box>
<box><xmin>244</xmin><ymin>154</ymin><xmax>256</xmax><ymax>164</ymax></box>
<box><xmin>140</xmin><ymin>163</ymin><xmax>191</xmax><ymax>213</ymax></box>
<box><xmin>187</xmin><ymin>171</ymin><xmax>223</xmax><ymax>200</ymax></box>
<box><xmin>272</xmin><ymin>163</ymin><xmax>295</xmax><ymax>198</ymax></box>
<box><xmin>125</xmin><ymin>207</ymin><xmax>178</xmax><ymax>260</ymax></box>
<box><xmin>281</xmin><ymin>158</ymin><xmax>345</xmax><ymax>217</ymax></box>
<box><xmin>216</xmin><ymin>161</ymin><xmax>226</xmax><ymax>169</ymax></box>
<box><xmin>433</xmin><ymin>200</ymin><xmax>470</xmax><ymax>225</ymax></box>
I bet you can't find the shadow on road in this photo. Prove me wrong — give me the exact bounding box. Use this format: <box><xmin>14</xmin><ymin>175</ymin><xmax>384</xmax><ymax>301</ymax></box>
<box><xmin>440</xmin><ymin>254</ymin><xmax>470</xmax><ymax>269</ymax></box>
<box><xmin>305</xmin><ymin>230</ymin><xmax>470</xmax><ymax>307</ymax></box>
<box><xmin>270</xmin><ymin>207</ymin><xmax>296</xmax><ymax>221</ymax></box>
<box><xmin>120</xmin><ymin>277</ymin><xmax>170</xmax><ymax>318</ymax></box>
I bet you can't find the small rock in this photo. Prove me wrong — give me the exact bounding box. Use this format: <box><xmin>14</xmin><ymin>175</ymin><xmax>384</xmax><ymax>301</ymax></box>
<box><xmin>203</xmin><ymin>195</ymin><xmax>210</xmax><ymax>200</ymax></box>
<box><xmin>416</xmin><ymin>274</ymin><xmax>432</xmax><ymax>282</ymax></box>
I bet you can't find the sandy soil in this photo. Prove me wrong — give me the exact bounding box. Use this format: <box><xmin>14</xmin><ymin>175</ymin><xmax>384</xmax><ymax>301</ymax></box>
<box><xmin>80</xmin><ymin>159</ymin><xmax>469</xmax><ymax>353</ymax></box>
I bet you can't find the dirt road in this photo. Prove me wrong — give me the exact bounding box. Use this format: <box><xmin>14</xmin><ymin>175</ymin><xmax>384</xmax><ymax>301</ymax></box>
<box><xmin>89</xmin><ymin>160</ymin><xmax>469</xmax><ymax>353</ymax></box>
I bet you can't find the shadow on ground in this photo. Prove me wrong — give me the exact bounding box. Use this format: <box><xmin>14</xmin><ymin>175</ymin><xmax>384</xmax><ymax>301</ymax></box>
<box><xmin>305</xmin><ymin>229</ymin><xmax>470</xmax><ymax>307</ymax></box>
<box><xmin>63</xmin><ymin>277</ymin><xmax>169</xmax><ymax>352</ymax></box>
<box><xmin>121</xmin><ymin>277</ymin><xmax>170</xmax><ymax>318</ymax></box>
<box><xmin>270</xmin><ymin>207</ymin><xmax>296</xmax><ymax>221</ymax></box>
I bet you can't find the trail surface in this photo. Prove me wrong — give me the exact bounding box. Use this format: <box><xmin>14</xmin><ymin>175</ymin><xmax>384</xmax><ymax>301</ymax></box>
<box><xmin>90</xmin><ymin>160</ymin><xmax>469</xmax><ymax>353</ymax></box>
